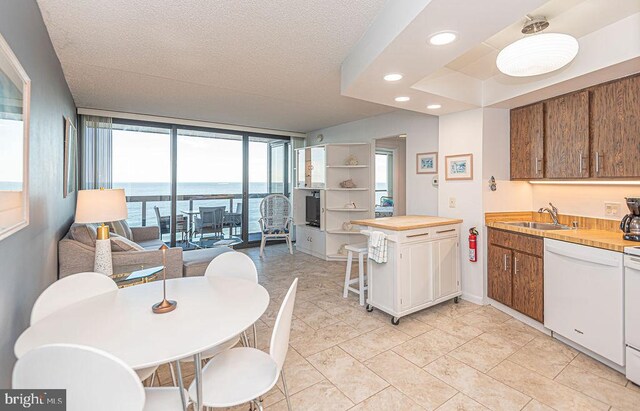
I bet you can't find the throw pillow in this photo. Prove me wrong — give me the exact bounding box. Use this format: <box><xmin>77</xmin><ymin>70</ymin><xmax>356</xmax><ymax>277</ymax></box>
<box><xmin>69</xmin><ymin>223</ymin><xmax>99</xmax><ymax>247</ymax></box>
<box><xmin>381</xmin><ymin>197</ymin><xmax>394</xmax><ymax>207</ymax></box>
<box><xmin>108</xmin><ymin>220</ymin><xmax>133</xmax><ymax>240</ymax></box>
<box><xmin>110</xmin><ymin>234</ymin><xmax>144</xmax><ymax>252</ymax></box>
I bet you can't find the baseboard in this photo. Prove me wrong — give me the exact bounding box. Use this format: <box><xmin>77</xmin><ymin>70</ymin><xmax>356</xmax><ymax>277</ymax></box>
<box><xmin>485</xmin><ymin>298</ymin><xmax>550</xmax><ymax>335</ymax></box>
<box><xmin>461</xmin><ymin>292</ymin><xmax>484</xmax><ymax>306</ymax></box>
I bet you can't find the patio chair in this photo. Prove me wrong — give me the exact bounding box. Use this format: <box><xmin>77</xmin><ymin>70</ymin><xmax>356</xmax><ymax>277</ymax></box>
<box><xmin>224</xmin><ymin>203</ymin><xmax>242</xmax><ymax>235</ymax></box>
<box><xmin>259</xmin><ymin>194</ymin><xmax>293</xmax><ymax>257</ymax></box>
<box><xmin>154</xmin><ymin>206</ymin><xmax>187</xmax><ymax>242</ymax></box>
<box><xmin>195</xmin><ymin>206</ymin><xmax>225</xmax><ymax>240</ymax></box>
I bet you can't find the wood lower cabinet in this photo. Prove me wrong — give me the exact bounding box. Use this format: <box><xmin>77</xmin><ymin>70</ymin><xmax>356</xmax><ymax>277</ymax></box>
<box><xmin>591</xmin><ymin>75</ymin><xmax>640</xmax><ymax>178</ymax></box>
<box><xmin>488</xmin><ymin>244</ymin><xmax>512</xmax><ymax>306</ymax></box>
<box><xmin>544</xmin><ymin>91</ymin><xmax>590</xmax><ymax>179</ymax></box>
<box><xmin>488</xmin><ymin>228</ymin><xmax>543</xmax><ymax>322</ymax></box>
<box><xmin>512</xmin><ymin>251</ymin><xmax>543</xmax><ymax>323</ymax></box>
<box><xmin>510</xmin><ymin>103</ymin><xmax>544</xmax><ymax>179</ymax></box>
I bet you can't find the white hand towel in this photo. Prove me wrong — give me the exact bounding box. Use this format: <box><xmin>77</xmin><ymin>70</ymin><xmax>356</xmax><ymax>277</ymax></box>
<box><xmin>368</xmin><ymin>230</ymin><xmax>388</xmax><ymax>264</ymax></box>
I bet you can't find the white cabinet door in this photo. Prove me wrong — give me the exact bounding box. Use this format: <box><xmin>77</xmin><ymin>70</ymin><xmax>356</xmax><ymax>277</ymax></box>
<box><xmin>295</xmin><ymin>226</ymin><xmax>310</xmax><ymax>252</ymax></box>
<box><xmin>433</xmin><ymin>237</ymin><xmax>460</xmax><ymax>300</ymax></box>
<box><xmin>309</xmin><ymin>228</ymin><xmax>326</xmax><ymax>257</ymax></box>
<box><xmin>399</xmin><ymin>240</ymin><xmax>434</xmax><ymax>310</ymax></box>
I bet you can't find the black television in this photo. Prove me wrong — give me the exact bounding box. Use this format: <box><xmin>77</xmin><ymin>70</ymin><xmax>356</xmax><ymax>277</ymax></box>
<box><xmin>305</xmin><ymin>195</ymin><xmax>321</xmax><ymax>227</ymax></box>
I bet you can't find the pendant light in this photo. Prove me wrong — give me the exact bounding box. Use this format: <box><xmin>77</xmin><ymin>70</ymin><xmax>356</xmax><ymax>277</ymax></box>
<box><xmin>497</xmin><ymin>17</ymin><xmax>579</xmax><ymax>77</ymax></box>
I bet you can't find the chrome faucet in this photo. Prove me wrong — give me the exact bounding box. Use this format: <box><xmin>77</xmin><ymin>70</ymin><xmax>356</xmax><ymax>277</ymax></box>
<box><xmin>538</xmin><ymin>202</ymin><xmax>559</xmax><ymax>225</ymax></box>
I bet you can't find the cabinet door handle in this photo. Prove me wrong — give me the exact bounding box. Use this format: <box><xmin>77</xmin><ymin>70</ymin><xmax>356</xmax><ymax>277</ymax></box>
<box><xmin>503</xmin><ymin>254</ymin><xmax>508</xmax><ymax>271</ymax></box>
<box><xmin>535</xmin><ymin>157</ymin><xmax>540</xmax><ymax>175</ymax></box>
<box><xmin>579</xmin><ymin>151</ymin><xmax>584</xmax><ymax>173</ymax></box>
<box><xmin>407</xmin><ymin>233</ymin><xmax>429</xmax><ymax>238</ymax></box>
<box><xmin>595</xmin><ymin>152</ymin><xmax>600</xmax><ymax>174</ymax></box>
<box><xmin>436</xmin><ymin>229</ymin><xmax>455</xmax><ymax>234</ymax></box>
<box><xmin>514</xmin><ymin>257</ymin><xmax>518</xmax><ymax>274</ymax></box>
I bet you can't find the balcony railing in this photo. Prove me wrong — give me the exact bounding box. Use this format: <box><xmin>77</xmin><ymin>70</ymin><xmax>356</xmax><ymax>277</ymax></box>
<box><xmin>124</xmin><ymin>193</ymin><xmax>270</xmax><ymax>237</ymax></box>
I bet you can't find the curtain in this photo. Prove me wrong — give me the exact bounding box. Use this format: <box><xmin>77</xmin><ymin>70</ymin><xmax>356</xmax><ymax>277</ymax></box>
<box><xmin>79</xmin><ymin>115</ymin><xmax>113</xmax><ymax>189</ymax></box>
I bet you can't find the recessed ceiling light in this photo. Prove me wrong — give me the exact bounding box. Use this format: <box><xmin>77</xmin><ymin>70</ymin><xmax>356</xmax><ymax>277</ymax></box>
<box><xmin>395</xmin><ymin>96</ymin><xmax>410</xmax><ymax>102</ymax></box>
<box><xmin>427</xmin><ymin>104</ymin><xmax>442</xmax><ymax>110</ymax></box>
<box><xmin>384</xmin><ymin>73</ymin><xmax>403</xmax><ymax>82</ymax></box>
<box><xmin>428</xmin><ymin>31</ymin><xmax>457</xmax><ymax>46</ymax></box>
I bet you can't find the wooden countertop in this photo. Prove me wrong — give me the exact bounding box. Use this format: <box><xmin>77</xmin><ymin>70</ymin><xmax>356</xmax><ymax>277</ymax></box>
<box><xmin>351</xmin><ymin>215</ymin><xmax>463</xmax><ymax>231</ymax></box>
<box><xmin>487</xmin><ymin>221</ymin><xmax>637</xmax><ymax>252</ymax></box>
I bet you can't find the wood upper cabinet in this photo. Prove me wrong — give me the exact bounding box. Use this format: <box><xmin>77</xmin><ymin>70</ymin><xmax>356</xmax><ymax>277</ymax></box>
<box><xmin>590</xmin><ymin>75</ymin><xmax>640</xmax><ymax>178</ymax></box>
<box><xmin>488</xmin><ymin>244</ymin><xmax>512</xmax><ymax>307</ymax></box>
<box><xmin>544</xmin><ymin>91</ymin><xmax>590</xmax><ymax>179</ymax></box>
<box><xmin>512</xmin><ymin>251</ymin><xmax>544</xmax><ymax>323</ymax></box>
<box><xmin>510</xmin><ymin>103</ymin><xmax>544</xmax><ymax>179</ymax></box>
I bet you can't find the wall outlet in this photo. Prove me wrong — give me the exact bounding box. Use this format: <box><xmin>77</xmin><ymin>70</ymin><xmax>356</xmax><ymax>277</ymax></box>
<box><xmin>605</xmin><ymin>202</ymin><xmax>620</xmax><ymax>216</ymax></box>
<box><xmin>449</xmin><ymin>197</ymin><xmax>456</xmax><ymax>208</ymax></box>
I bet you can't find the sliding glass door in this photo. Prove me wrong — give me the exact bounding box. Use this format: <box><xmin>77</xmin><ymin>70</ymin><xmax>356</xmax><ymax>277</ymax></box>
<box><xmin>176</xmin><ymin>129</ymin><xmax>244</xmax><ymax>248</ymax></box>
<box><xmin>110</xmin><ymin>118</ymin><xmax>291</xmax><ymax>250</ymax></box>
<box><xmin>248</xmin><ymin>137</ymin><xmax>290</xmax><ymax>242</ymax></box>
<box><xmin>111</xmin><ymin>123</ymin><xmax>172</xmax><ymax>241</ymax></box>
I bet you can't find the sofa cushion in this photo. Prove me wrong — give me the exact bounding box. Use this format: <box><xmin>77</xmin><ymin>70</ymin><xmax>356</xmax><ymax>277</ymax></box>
<box><xmin>137</xmin><ymin>239</ymin><xmax>166</xmax><ymax>250</ymax></box>
<box><xmin>69</xmin><ymin>223</ymin><xmax>99</xmax><ymax>247</ymax></box>
<box><xmin>108</xmin><ymin>220</ymin><xmax>133</xmax><ymax>240</ymax></box>
<box><xmin>110</xmin><ymin>234</ymin><xmax>145</xmax><ymax>252</ymax></box>
<box><xmin>182</xmin><ymin>247</ymin><xmax>234</xmax><ymax>277</ymax></box>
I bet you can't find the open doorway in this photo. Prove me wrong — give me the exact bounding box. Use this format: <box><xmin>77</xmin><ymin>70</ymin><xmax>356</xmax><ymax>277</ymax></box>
<box><xmin>374</xmin><ymin>135</ymin><xmax>406</xmax><ymax>217</ymax></box>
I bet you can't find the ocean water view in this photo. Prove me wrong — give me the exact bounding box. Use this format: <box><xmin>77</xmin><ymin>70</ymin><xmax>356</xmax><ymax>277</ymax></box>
<box><xmin>114</xmin><ymin>182</ymin><xmax>278</xmax><ymax>235</ymax></box>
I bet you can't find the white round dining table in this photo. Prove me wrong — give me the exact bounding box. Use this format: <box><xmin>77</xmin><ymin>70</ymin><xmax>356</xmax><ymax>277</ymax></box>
<box><xmin>15</xmin><ymin>276</ymin><xmax>270</xmax><ymax>411</ymax></box>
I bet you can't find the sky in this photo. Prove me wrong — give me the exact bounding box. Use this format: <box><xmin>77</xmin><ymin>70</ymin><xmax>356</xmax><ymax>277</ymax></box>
<box><xmin>0</xmin><ymin>119</ymin><xmax>23</xmax><ymax>184</ymax></box>
<box><xmin>112</xmin><ymin>130</ymin><xmax>271</xmax><ymax>183</ymax></box>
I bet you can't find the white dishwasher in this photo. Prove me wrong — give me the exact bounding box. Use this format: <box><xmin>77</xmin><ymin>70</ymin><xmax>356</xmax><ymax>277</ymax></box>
<box><xmin>544</xmin><ymin>239</ymin><xmax>624</xmax><ymax>366</ymax></box>
<box><xmin>625</xmin><ymin>246</ymin><xmax>640</xmax><ymax>384</ymax></box>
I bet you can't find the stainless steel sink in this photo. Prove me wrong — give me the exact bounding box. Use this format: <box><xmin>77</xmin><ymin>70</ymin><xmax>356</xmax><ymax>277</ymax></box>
<box><xmin>503</xmin><ymin>221</ymin><xmax>571</xmax><ymax>230</ymax></box>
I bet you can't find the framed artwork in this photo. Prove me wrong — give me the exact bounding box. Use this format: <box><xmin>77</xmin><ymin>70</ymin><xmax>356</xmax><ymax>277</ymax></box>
<box><xmin>445</xmin><ymin>153</ymin><xmax>473</xmax><ymax>180</ymax></box>
<box><xmin>0</xmin><ymin>32</ymin><xmax>30</xmax><ymax>242</ymax></box>
<box><xmin>63</xmin><ymin>116</ymin><xmax>77</xmax><ymax>198</ymax></box>
<box><xmin>416</xmin><ymin>152</ymin><xmax>438</xmax><ymax>174</ymax></box>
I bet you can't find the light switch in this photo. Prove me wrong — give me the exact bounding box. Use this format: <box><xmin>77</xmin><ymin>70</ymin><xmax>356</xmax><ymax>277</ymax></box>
<box><xmin>449</xmin><ymin>197</ymin><xmax>456</xmax><ymax>208</ymax></box>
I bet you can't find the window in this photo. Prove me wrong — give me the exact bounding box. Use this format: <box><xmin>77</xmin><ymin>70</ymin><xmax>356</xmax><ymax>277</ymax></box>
<box><xmin>375</xmin><ymin>152</ymin><xmax>393</xmax><ymax>205</ymax></box>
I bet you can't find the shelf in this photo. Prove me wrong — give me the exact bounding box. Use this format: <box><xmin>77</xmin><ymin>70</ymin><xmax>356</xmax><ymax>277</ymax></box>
<box><xmin>326</xmin><ymin>229</ymin><xmax>365</xmax><ymax>235</ymax></box>
<box><xmin>326</xmin><ymin>165</ymin><xmax>369</xmax><ymax>168</ymax></box>
<box><xmin>326</xmin><ymin>208</ymin><xmax>369</xmax><ymax>212</ymax></box>
<box><xmin>325</xmin><ymin>188</ymin><xmax>369</xmax><ymax>191</ymax></box>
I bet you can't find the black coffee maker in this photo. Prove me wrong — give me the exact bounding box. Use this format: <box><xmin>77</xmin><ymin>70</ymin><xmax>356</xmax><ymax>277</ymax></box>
<box><xmin>621</xmin><ymin>197</ymin><xmax>640</xmax><ymax>241</ymax></box>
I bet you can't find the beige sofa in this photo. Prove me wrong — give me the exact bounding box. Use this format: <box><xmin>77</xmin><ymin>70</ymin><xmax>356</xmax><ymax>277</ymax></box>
<box><xmin>59</xmin><ymin>223</ymin><xmax>232</xmax><ymax>278</ymax></box>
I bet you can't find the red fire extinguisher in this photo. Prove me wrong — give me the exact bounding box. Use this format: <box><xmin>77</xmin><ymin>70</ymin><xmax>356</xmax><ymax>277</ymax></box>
<box><xmin>469</xmin><ymin>227</ymin><xmax>479</xmax><ymax>262</ymax></box>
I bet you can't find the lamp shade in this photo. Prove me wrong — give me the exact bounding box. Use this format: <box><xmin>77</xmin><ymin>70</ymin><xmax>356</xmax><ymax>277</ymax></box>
<box><xmin>496</xmin><ymin>33</ymin><xmax>579</xmax><ymax>77</ymax></box>
<box><xmin>75</xmin><ymin>189</ymin><xmax>128</xmax><ymax>223</ymax></box>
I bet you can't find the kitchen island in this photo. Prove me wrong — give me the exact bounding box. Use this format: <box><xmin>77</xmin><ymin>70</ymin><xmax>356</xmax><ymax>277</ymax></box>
<box><xmin>351</xmin><ymin>215</ymin><xmax>462</xmax><ymax>324</ymax></box>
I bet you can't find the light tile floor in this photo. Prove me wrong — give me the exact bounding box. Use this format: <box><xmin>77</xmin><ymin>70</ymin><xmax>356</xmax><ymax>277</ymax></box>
<box><xmin>156</xmin><ymin>244</ymin><xmax>640</xmax><ymax>411</ymax></box>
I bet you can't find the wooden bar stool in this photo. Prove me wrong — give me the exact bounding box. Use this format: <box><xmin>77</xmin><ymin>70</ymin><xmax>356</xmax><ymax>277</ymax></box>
<box><xmin>343</xmin><ymin>243</ymin><xmax>368</xmax><ymax>306</ymax></box>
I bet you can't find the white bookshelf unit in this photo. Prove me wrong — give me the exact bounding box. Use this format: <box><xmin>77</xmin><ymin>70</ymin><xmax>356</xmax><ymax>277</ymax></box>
<box><xmin>293</xmin><ymin>143</ymin><xmax>373</xmax><ymax>261</ymax></box>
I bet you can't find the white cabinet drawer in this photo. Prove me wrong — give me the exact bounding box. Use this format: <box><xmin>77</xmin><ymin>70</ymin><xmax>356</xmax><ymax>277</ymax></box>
<box><xmin>627</xmin><ymin>347</ymin><xmax>640</xmax><ymax>385</ymax></box>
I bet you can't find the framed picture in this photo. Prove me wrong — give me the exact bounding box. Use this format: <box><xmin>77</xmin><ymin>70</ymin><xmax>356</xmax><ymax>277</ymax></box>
<box><xmin>445</xmin><ymin>153</ymin><xmax>473</xmax><ymax>180</ymax></box>
<box><xmin>63</xmin><ymin>116</ymin><xmax>78</xmax><ymax>198</ymax></box>
<box><xmin>416</xmin><ymin>152</ymin><xmax>438</xmax><ymax>174</ymax></box>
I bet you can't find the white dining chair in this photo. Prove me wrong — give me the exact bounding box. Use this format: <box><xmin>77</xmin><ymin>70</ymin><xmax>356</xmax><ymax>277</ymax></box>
<box><xmin>188</xmin><ymin>278</ymin><xmax>298</xmax><ymax>411</ymax></box>
<box><xmin>13</xmin><ymin>344</ymin><xmax>188</xmax><ymax>411</ymax></box>
<box><xmin>169</xmin><ymin>252</ymin><xmax>259</xmax><ymax>386</ymax></box>
<box><xmin>30</xmin><ymin>272</ymin><xmax>159</xmax><ymax>385</ymax></box>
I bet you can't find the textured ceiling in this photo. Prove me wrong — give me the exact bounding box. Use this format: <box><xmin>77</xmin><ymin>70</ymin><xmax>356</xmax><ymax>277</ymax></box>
<box><xmin>36</xmin><ymin>0</ymin><xmax>393</xmax><ymax>133</ymax></box>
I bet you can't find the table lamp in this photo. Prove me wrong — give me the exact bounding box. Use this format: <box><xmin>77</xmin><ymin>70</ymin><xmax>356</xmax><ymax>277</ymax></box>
<box><xmin>75</xmin><ymin>188</ymin><xmax>128</xmax><ymax>275</ymax></box>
